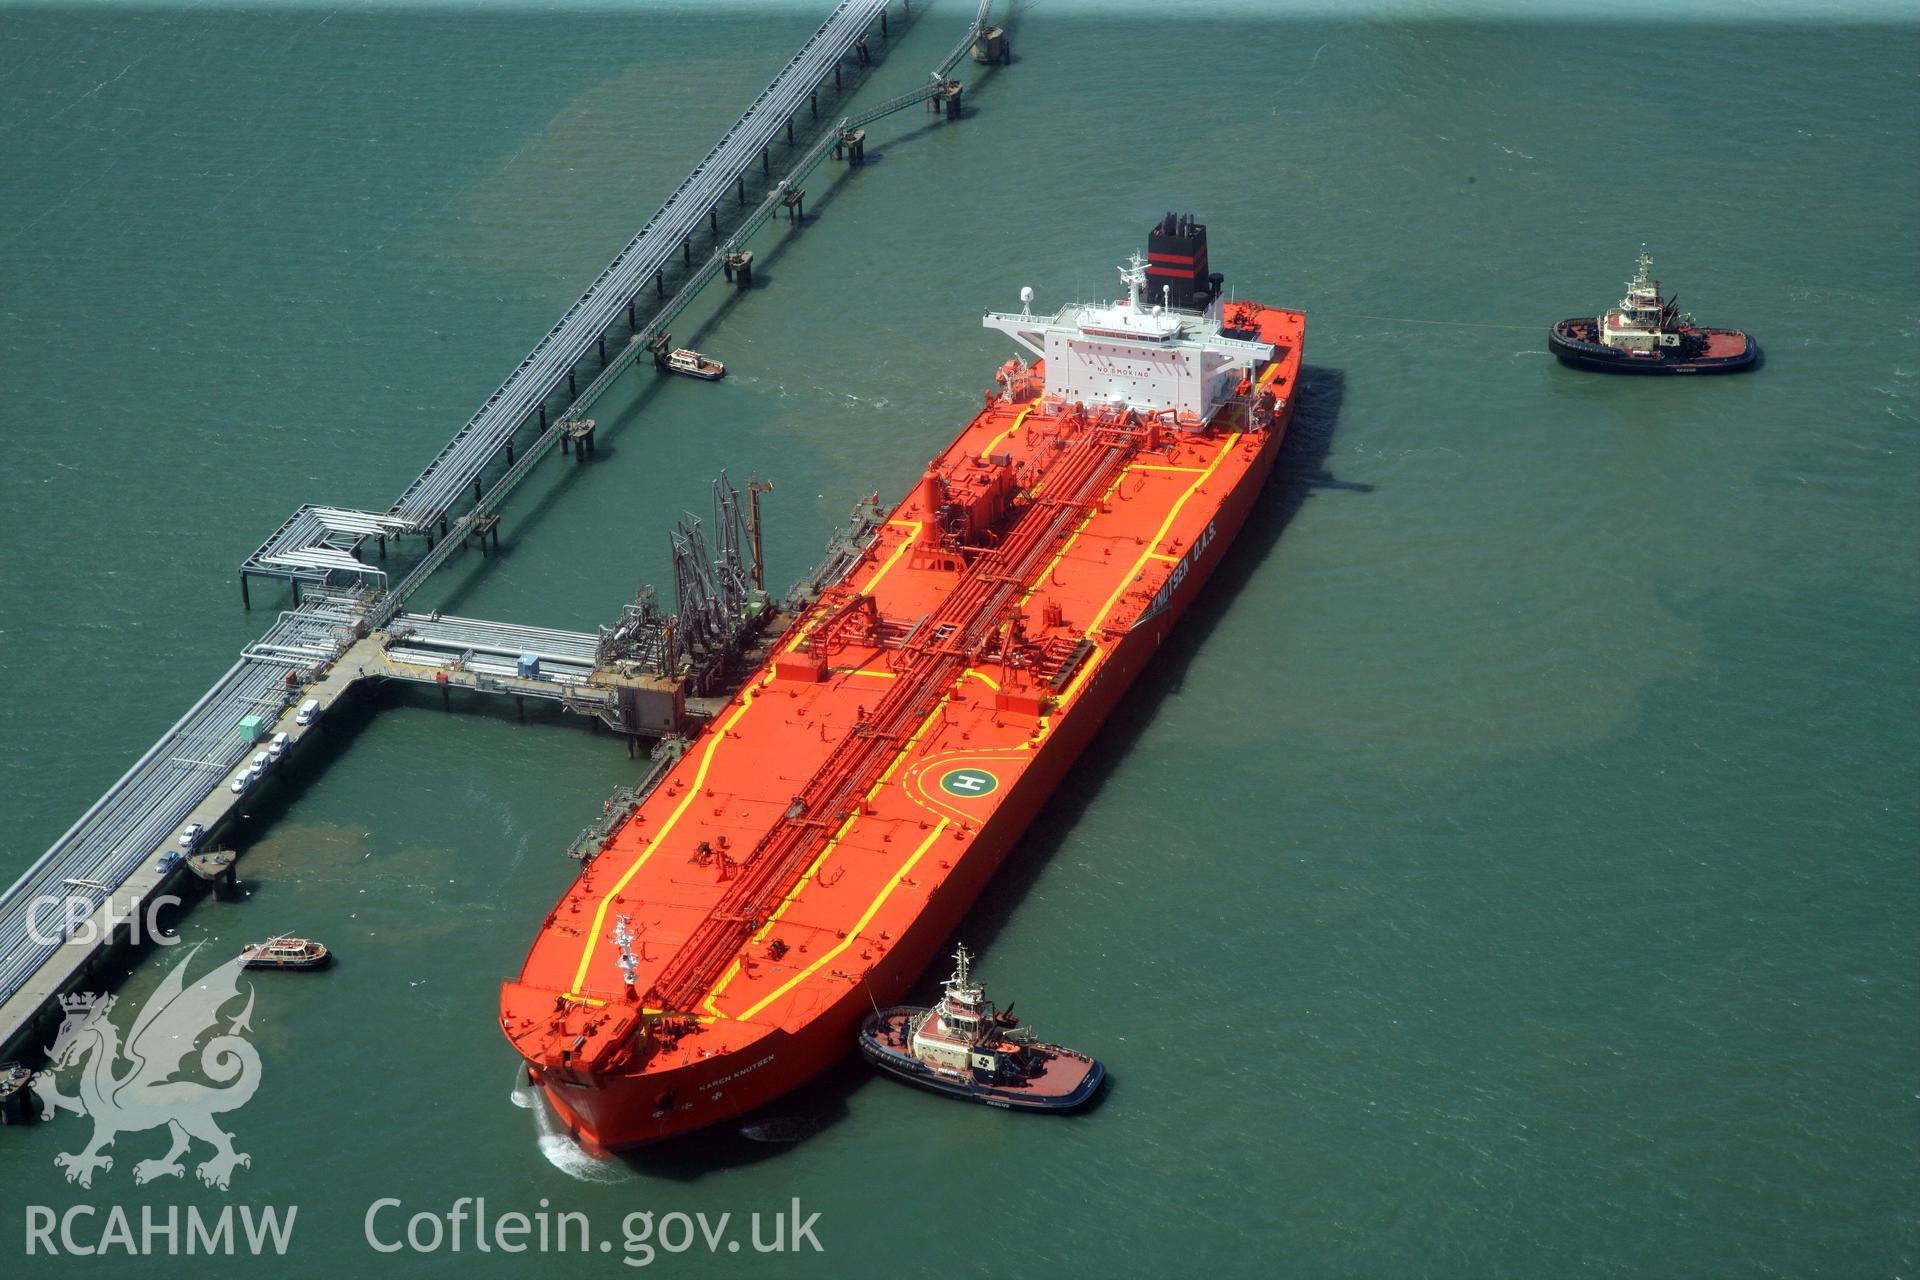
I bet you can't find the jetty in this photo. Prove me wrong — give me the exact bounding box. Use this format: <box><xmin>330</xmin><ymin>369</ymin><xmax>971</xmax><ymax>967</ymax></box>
<box><xmin>0</xmin><ymin>0</ymin><xmax>1008</xmax><ymax>1062</ymax></box>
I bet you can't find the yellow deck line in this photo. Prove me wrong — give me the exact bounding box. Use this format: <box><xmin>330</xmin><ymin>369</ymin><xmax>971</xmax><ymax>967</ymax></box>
<box><xmin>1046</xmin><ymin>639</ymin><xmax>1104</xmax><ymax>722</ymax></box>
<box><xmin>699</xmin><ymin>805</ymin><xmax>865</xmax><ymax>1017</ymax></box>
<box><xmin>785</xmin><ymin>519</ymin><xmax>923</xmax><ymax>652</ymax></box>
<box><xmin>977</xmin><ymin>405</ymin><xmax>1033</xmax><ymax>460</ymax></box>
<box><xmin>1026</xmin><ymin>426</ymin><xmax>1254</xmax><ymax>743</ymax></box>
<box><xmin>738</xmin><ymin>818</ymin><xmax>951</xmax><ymax>1022</ymax></box>
<box><xmin>1016</xmin><ymin>466</ymin><xmax>1134</xmax><ymax>610</ymax></box>
<box><xmin>906</xmin><ymin>743</ymin><xmax>1030</xmax><ymax>822</ymax></box>
<box><xmin>1086</xmin><ymin>432</ymin><xmax>1242</xmax><ymax>636</ymax></box>
<box><xmin>701</xmin><ymin>690</ymin><xmax>956</xmax><ymax>1013</ymax></box>
<box><xmin>566</xmin><ymin>693</ymin><xmax>757</xmax><ymax>995</ymax></box>
<box><xmin>563</xmin><ymin>369</ymin><xmax>1284</xmax><ymax>1003</ymax></box>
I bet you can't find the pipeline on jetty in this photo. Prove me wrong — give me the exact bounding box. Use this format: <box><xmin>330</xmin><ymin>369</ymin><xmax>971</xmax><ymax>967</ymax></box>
<box><xmin>0</xmin><ymin>0</ymin><xmax>1009</xmax><ymax>1062</ymax></box>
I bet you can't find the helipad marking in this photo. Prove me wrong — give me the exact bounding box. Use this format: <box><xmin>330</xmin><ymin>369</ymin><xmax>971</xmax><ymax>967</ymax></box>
<box><xmin>938</xmin><ymin>767</ymin><xmax>999</xmax><ymax>798</ymax></box>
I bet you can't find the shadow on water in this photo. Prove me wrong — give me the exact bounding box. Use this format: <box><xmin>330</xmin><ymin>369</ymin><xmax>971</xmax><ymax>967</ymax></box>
<box><xmin>609</xmin><ymin>365</ymin><xmax>1358</xmax><ymax>1172</ymax></box>
<box><xmin>944</xmin><ymin>365</ymin><xmax>1359</xmax><ymax>954</ymax></box>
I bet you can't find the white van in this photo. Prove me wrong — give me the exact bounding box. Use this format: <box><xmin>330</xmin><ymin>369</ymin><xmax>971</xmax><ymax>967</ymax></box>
<box><xmin>268</xmin><ymin>731</ymin><xmax>291</xmax><ymax>759</ymax></box>
<box><xmin>252</xmin><ymin>751</ymin><xmax>270</xmax><ymax>770</ymax></box>
<box><xmin>295</xmin><ymin>698</ymin><xmax>321</xmax><ymax>727</ymax></box>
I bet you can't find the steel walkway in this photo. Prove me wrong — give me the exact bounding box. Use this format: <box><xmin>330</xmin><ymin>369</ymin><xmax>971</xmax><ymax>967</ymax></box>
<box><xmin>0</xmin><ymin>0</ymin><xmax>1003</xmax><ymax>1059</ymax></box>
<box><xmin>0</xmin><ymin>589</ymin><xmax>367</xmax><ymax>1004</ymax></box>
<box><xmin>379</xmin><ymin>0</ymin><xmax>890</xmax><ymax>538</ymax></box>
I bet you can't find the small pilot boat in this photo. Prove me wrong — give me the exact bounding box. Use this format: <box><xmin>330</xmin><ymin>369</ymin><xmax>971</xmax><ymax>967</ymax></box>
<box><xmin>858</xmin><ymin>945</ymin><xmax>1104</xmax><ymax>1112</ymax></box>
<box><xmin>239</xmin><ymin>937</ymin><xmax>331</xmax><ymax>971</ymax></box>
<box><xmin>663</xmin><ymin>348</ymin><xmax>726</xmax><ymax>381</ymax></box>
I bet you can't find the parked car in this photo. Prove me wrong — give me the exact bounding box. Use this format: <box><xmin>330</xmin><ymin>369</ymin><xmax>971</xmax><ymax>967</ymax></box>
<box><xmin>155</xmin><ymin>850</ymin><xmax>183</xmax><ymax>873</ymax></box>
<box><xmin>268</xmin><ymin>732</ymin><xmax>291</xmax><ymax>759</ymax></box>
<box><xmin>178</xmin><ymin>823</ymin><xmax>204</xmax><ymax>849</ymax></box>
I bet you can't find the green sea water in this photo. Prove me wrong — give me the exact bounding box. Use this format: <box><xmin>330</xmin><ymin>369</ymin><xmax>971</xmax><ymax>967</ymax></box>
<box><xmin>1</xmin><ymin>3</ymin><xmax>1915</xmax><ymax>1276</ymax></box>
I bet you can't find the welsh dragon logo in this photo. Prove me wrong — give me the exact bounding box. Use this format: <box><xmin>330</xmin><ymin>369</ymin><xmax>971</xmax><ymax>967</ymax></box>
<box><xmin>34</xmin><ymin>943</ymin><xmax>261</xmax><ymax>1190</ymax></box>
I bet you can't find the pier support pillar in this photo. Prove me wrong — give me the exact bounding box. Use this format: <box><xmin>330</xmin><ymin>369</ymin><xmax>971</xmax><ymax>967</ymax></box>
<box><xmin>786</xmin><ymin>118</ymin><xmax>795</xmax><ymax>145</ymax></box>
<box><xmin>598</xmin><ymin>334</ymin><xmax>607</xmax><ymax>364</ymax></box>
<box><xmin>709</xmin><ymin>206</ymin><xmax>719</xmax><ymax>235</ymax></box>
<box><xmin>504</xmin><ymin>441</ymin><xmax>513</xmax><ymax>465</ymax></box>
<box><xmin>655</xmin><ymin>270</ymin><xmax>664</xmax><ymax>298</ymax></box>
<box><xmin>474</xmin><ymin>479</ymin><xmax>483</xmax><ymax>502</ymax></box>
<box><xmin>377</xmin><ymin>534</ymin><xmax>386</xmax><ymax>560</ymax></box>
<box><xmin>568</xmin><ymin>369</ymin><xmax>576</xmax><ymax>396</ymax></box>
<box><xmin>881</xmin><ymin>10</ymin><xmax>888</xmax><ymax>36</ymax></box>
<box><xmin>762</xmin><ymin>146</ymin><xmax>770</xmax><ymax>175</ymax></box>
<box><xmin>856</xmin><ymin>36</ymin><xmax>869</xmax><ymax>66</ymax></box>
<box><xmin>682</xmin><ymin>237</ymin><xmax>692</xmax><ymax>267</ymax></box>
<box><xmin>291</xmin><ymin>579</ymin><xmax>302</xmax><ymax>606</ymax></box>
<box><xmin>835</xmin><ymin>67</ymin><xmax>842</xmax><ymax>91</ymax></box>
<box><xmin>809</xmin><ymin>90</ymin><xmax>817</xmax><ymax>119</ymax></box>
<box><xmin>628</xmin><ymin>298</ymin><xmax>636</xmax><ymax>327</ymax></box>
<box><xmin>539</xmin><ymin>405</ymin><xmax>547</xmax><ymax>429</ymax></box>
<box><xmin>737</xmin><ymin>174</ymin><xmax>746</xmax><ymax>205</ymax></box>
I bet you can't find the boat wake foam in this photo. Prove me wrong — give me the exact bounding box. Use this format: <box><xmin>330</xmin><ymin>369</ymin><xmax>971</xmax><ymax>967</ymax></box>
<box><xmin>515</xmin><ymin>1073</ymin><xmax>633</xmax><ymax>1183</ymax></box>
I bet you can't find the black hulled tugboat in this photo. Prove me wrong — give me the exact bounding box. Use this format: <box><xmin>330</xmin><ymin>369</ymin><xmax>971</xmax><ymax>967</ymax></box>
<box><xmin>1550</xmin><ymin>250</ymin><xmax>1755</xmax><ymax>374</ymax></box>
<box><xmin>858</xmin><ymin>945</ymin><xmax>1103</xmax><ymax>1111</ymax></box>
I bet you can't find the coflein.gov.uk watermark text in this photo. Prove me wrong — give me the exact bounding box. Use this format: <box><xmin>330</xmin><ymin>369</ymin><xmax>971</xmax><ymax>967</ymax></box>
<box><xmin>23</xmin><ymin>1198</ymin><xmax>823</xmax><ymax>1267</ymax></box>
<box><xmin>365</xmin><ymin>1197</ymin><xmax>823</xmax><ymax>1267</ymax></box>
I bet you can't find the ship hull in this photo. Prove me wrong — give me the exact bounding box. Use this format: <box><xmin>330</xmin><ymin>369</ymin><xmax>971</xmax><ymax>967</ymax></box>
<box><xmin>1549</xmin><ymin>318</ymin><xmax>1756</xmax><ymax>374</ymax></box>
<box><xmin>529</xmin><ymin>401</ymin><xmax>1293</xmax><ymax>1150</ymax></box>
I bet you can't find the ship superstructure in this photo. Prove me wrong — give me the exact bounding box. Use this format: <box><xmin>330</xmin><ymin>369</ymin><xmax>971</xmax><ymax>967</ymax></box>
<box><xmin>502</xmin><ymin>218</ymin><xmax>1305</xmax><ymax>1148</ymax></box>
<box><xmin>982</xmin><ymin>251</ymin><xmax>1273</xmax><ymax>426</ymax></box>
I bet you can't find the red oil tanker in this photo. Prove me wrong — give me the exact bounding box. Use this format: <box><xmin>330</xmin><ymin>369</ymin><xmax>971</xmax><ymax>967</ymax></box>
<box><xmin>501</xmin><ymin>216</ymin><xmax>1305</xmax><ymax>1148</ymax></box>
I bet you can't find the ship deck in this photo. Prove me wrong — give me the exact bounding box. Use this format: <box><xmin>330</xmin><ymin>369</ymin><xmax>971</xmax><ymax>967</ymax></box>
<box><xmin>502</xmin><ymin>302</ymin><xmax>1305</xmax><ymax>1079</ymax></box>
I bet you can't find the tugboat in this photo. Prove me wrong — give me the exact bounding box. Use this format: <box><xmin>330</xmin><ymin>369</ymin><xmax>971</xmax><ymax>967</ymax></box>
<box><xmin>1549</xmin><ymin>249</ymin><xmax>1755</xmax><ymax>374</ymax></box>
<box><xmin>857</xmin><ymin>946</ymin><xmax>1103</xmax><ymax>1112</ymax></box>
<box><xmin>662</xmin><ymin>348</ymin><xmax>726</xmax><ymax>381</ymax></box>
<box><xmin>239</xmin><ymin>936</ymin><xmax>331</xmax><ymax>971</ymax></box>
